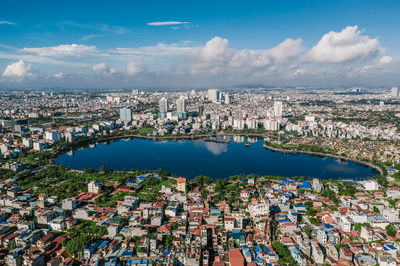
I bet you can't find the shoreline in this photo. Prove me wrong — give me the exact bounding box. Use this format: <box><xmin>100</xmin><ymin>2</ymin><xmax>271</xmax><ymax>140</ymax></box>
<box><xmin>54</xmin><ymin>133</ymin><xmax>382</xmax><ymax>179</ymax></box>
<box><xmin>263</xmin><ymin>143</ymin><xmax>383</xmax><ymax>176</ymax></box>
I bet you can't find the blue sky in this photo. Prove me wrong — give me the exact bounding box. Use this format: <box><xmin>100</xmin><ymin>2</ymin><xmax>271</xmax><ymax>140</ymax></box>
<box><xmin>1</xmin><ymin>0</ymin><xmax>399</xmax><ymax>88</ymax></box>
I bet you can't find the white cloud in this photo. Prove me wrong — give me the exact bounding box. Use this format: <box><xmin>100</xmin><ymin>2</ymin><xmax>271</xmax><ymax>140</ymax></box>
<box><xmin>188</xmin><ymin>36</ymin><xmax>233</xmax><ymax>73</ymax></box>
<box><xmin>379</xmin><ymin>55</ymin><xmax>393</xmax><ymax>65</ymax></box>
<box><xmin>0</xmin><ymin>21</ymin><xmax>16</xmax><ymax>25</ymax></box>
<box><xmin>307</xmin><ymin>26</ymin><xmax>383</xmax><ymax>63</ymax></box>
<box><xmin>21</xmin><ymin>44</ymin><xmax>98</xmax><ymax>57</ymax></box>
<box><xmin>2</xmin><ymin>60</ymin><xmax>32</xmax><ymax>80</ymax></box>
<box><xmin>53</xmin><ymin>72</ymin><xmax>63</xmax><ymax>78</ymax></box>
<box><xmin>147</xmin><ymin>21</ymin><xmax>189</xmax><ymax>26</ymax></box>
<box><xmin>126</xmin><ymin>62</ymin><xmax>144</xmax><ymax>75</ymax></box>
<box><xmin>269</xmin><ymin>38</ymin><xmax>303</xmax><ymax>64</ymax></box>
<box><xmin>92</xmin><ymin>62</ymin><xmax>116</xmax><ymax>76</ymax></box>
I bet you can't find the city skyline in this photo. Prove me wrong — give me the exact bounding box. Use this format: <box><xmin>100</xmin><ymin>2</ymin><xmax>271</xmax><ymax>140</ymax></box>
<box><xmin>1</xmin><ymin>0</ymin><xmax>400</xmax><ymax>88</ymax></box>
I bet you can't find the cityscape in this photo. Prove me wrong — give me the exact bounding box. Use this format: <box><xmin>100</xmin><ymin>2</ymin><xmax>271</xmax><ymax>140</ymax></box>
<box><xmin>1</xmin><ymin>1</ymin><xmax>400</xmax><ymax>266</ymax></box>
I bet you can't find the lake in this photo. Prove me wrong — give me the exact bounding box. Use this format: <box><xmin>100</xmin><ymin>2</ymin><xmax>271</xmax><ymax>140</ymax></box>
<box><xmin>55</xmin><ymin>136</ymin><xmax>379</xmax><ymax>179</ymax></box>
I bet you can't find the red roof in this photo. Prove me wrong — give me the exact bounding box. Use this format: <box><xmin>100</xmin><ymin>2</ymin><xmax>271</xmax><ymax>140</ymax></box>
<box><xmin>229</xmin><ymin>249</ymin><xmax>244</xmax><ymax>266</ymax></box>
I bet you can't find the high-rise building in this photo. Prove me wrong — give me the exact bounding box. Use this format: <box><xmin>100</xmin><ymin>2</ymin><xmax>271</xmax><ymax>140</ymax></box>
<box><xmin>274</xmin><ymin>101</ymin><xmax>283</xmax><ymax>117</ymax></box>
<box><xmin>198</xmin><ymin>105</ymin><xmax>204</xmax><ymax>116</ymax></box>
<box><xmin>119</xmin><ymin>107</ymin><xmax>132</xmax><ymax>122</ymax></box>
<box><xmin>159</xmin><ymin>97</ymin><xmax>168</xmax><ymax>113</ymax></box>
<box><xmin>208</xmin><ymin>89</ymin><xmax>220</xmax><ymax>102</ymax></box>
<box><xmin>263</xmin><ymin>119</ymin><xmax>280</xmax><ymax>131</ymax></box>
<box><xmin>176</xmin><ymin>97</ymin><xmax>186</xmax><ymax>113</ymax></box>
<box><xmin>391</xmin><ymin>87</ymin><xmax>399</xmax><ymax>98</ymax></box>
<box><xmin>224</xmin><ymin>93</ymin><xmax>231</xmax><ymax>104</ymax></box>
<box><xmin>132</xmin><ymin>89</ymin><xmax>139</xmax><ymax>95</ymax></box>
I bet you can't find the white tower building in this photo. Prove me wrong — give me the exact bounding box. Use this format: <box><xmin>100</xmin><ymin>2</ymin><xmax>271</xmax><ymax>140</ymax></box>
<box><xmin>274</xmin><ymin>101</ymin><xmax>283</xmax><ymax>117</ymax></box>
<box><xmin>159</xmin><ymin>97</ymin><xmax>168</xmax><ymax>113</ymax></box>
<box><xmin>391</xmin><ymin>87</ymin><xmax>399</xmax><ymax>98</ymax></box>
<box><xmin>208</xmin><ymin>89</ymin><xmax>220</xmax><ymax>103</ymax></box>
<box><xmin>176</xmin><ymin>97</ymin><xmax>186</xmax><ymax>113</ymax></box>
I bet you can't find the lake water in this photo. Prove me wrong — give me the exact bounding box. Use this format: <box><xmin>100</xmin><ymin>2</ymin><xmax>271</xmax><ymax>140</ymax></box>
<box><xmin>55</xmin><ymin>136</ymin><xmax>379</xmax><ymax>179</ymax></box>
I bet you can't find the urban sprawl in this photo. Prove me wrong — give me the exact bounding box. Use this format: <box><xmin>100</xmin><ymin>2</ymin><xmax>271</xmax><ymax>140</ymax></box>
<box><xmin>1</xmin><ymin>87</ymin><xmax>400</xmax><ymax>265</ymax></box>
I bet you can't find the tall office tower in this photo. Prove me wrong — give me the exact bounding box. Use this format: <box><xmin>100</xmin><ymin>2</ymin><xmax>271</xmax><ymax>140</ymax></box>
<box><xmin>159</xmin><ymin>97</ymin><xmax>168</xmax><ymax>113</ymax></box>
<box><xmin>119</xmin><ymin>107</ymin><xmax>132</xmax><ymax>122</ymax></box>
<box><xmin>274</xmin><ymin>101</ymin><xmax>283</xmax><ymax>117</ymax></box>
<box><xmin>208</xmin><ymin>89</ymin><xmax>220</xmax><ymax>102</ymax></box>
<box><xmin>391</xmin><ymin>87</ymin><xmax>399</xmax><ymax>98</ymax></box>
<box><xmin>176</xmin><ymin>97</ymin><xmax>186</xmax><ymax>113</ymax></box>
<box><xmin>224</xmin><ymin>93</ymin><xmax>231</xmax><ymax>104</ymax></box>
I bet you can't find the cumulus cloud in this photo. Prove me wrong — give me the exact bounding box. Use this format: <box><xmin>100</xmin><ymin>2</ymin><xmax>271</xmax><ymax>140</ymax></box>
<box><xmin>126</xmin><ymin>62</ymin><xmax>145</xmax><ymax>75</ymax></box>
<box><xmin>21</xmin><ymin>44</ymin><xmax>98</xmax><ymax>57</ymax></box>
<box><xmin>307</xmin><ymin>26</ymin><xmax>383</xmax><ymax>63</ymax></box>
<box><xmin>92</xmin><ymin>62</ymin><xmax>116</xmax><ymax>76</ymax></box>
<box><xmin>53</xmin><ymin>72</ymin><xmax>63</xmax><ymax>78</ymax></box>
<box><xmin>379</xmin><ymin>55</ymin><xmax>393</xmax><ymax>65</ymax></box>
<box><xmin>0</xmin><ymin>25</ymin><xmax>397</xmax><ymax>87</ymax></box>
<box><xmin>188</xmin><ymin>36</ymin><xmax>233</xmax><ymax>73</ymax></box>
<box><xmin>147</xmin><ymin>21</ymin><xmax>189</xmax><ymax>26</ymax></box>
<box><xmin>2</xmin><ymin>60</ymin><xmax>32</xmax><ymax>80</ymax></box>
<box><xmin>188</xmin><ymin>36</ymin><xmax>303</xmax><ymax>74</ymax></box>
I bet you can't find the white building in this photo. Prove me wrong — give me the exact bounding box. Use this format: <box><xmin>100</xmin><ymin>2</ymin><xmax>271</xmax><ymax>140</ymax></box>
<box><xmin>263</xmin><ymin>119</ymin><xmax>280</xmax><ymax>131</ymax></box>
<box><xmin>274</xmin><ymin>101</ymin><xmax>283</xmax><ymax>117</ymax></box>
<box><xmin>159</xmin><ymin>97</ymin><xmax>168</xmax><ymax>113</ymax></box>
<box><xmin>246</xmin><ymin>118</ymin><xmax>258</xmax><ymax>129</ymax></box>
<box><xmin>45</xmin><ymin>131</ymin><xmax>61</xmax><ymax>143</ymax></box>
<box><xmin>233</xmin><ymin>119</ymin><xmax>245</xmax><ymax>130</ymax></box>
<box><xmin>339</xmin><ymin>216</ymin><xmax>352</xmax><ymax>232</ymax></box>
<box><xmin>383</xmin><ymin>209</ymin><xmax>399</xmax><ymax>223</ymax></box>
<box><xmin>363</xmin><ymin>180</ymin><xmax>379</xmax><ymax>191</ymax></box>
<box><xmin>22</xmin><ymin>138</ymin><xmax>33</xmax><ymax>148</ymax></box>
<box><xmin>176</xmin><ymin>97</ymin><xmax>186</xmax><ymax>113</ymax></box>
<box><xmin>119</xmin><ymin>107</ymin><xmax>132</xmax><ymax>122</ymax></box>
<box><xmin>208</xmin><ymin>89</ymin><xmax>220</xmax><ymax>103</ymax></box>
<box><xmin>247</xmin><ymin>201</ymin><xmax>269</xmax><ymax>217</ymax></box>
<box><xmin>88</xmin><ymin>181</ymin><xmax>101</xmax><ymax>194</ymax></box>
<box><xmin>391</xmin><ymin>87</ymin><xmax>399</xmax><ymax>98</ymax></box>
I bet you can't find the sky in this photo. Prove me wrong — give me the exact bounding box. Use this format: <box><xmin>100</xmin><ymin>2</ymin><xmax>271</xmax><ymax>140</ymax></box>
<box><xmin>0</xmin><ymin>0</ymin><xmax>400</xmax><ymax>89</ymax></box>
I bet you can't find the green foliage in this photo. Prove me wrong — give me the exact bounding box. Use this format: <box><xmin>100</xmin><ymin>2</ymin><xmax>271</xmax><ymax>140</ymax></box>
<box><xmin>335</xmin><ymin>243</ymin><xmax>349</xmax><ymax>251</ymax></box>
<box><xmin>354</xmin><ymin>223</ymin><xmax>370</xmax><ymax>232</ymax></box>
<box><xmin>66</xmin><ymin>220</ymin><xmax>108</xmax><ymax>237</ymax></box>
<box><xmin>306</xmin><ymin>207</ymin><xmax>317</xmax><ymax>217</ymax></box>
<box><xmin>63</xmin><ymin>235</ymin><xmax>91</xmax><ymax>257</ymax></box>
<box><xmin>320</xmin><ymin>189</ymin><xmax>339</xmax><ymax>205</ymax></box>
<box><xmin>386</xmin><ymin>224</ymin><xmax>396</xmax><ymax>237</ymax></box>
<box><xmin>271</xmin><ymin>241</ymin><xmax>296</xmax><ymax>266</ymax></box>
<box><xmin>309</xmin><ymin>217</ymin><xmax>321</xmax><ymax>225</ymax></box>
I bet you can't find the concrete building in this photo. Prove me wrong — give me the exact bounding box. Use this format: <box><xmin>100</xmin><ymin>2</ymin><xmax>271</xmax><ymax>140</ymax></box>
<box><xmin>119</xmin><ymin>107</ymin><xmax>132</xmax><ymax>122</ymax></box>
<box><xmin>176</xmin><ymin>177</ymin><xmax>187</xmax><ymax>193</ymax></box>
<box><xmin>208</xmin><ymin>89</ymin><xmax>220</xmax><ymax>103</ymax></box>
<box><xmin>88</xmin><ymin>181</ymin><xmax>101</xmax><ymax>194</ymax></box>
<box><xmin>274</xmin><ymin>101</ymin><xmax>283</xmax><ymax>117</ymax></box>
<box><xmin>159</xmin><ymin>98</ymin><xmax>168</xmax><ymax>113</ymax></box>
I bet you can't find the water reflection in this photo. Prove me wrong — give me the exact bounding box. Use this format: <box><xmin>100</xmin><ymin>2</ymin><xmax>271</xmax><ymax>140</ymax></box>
<box><xmin>195</xmin><ymin>140</ymin><xmax>228</xmax><ymax>156</ymax></box>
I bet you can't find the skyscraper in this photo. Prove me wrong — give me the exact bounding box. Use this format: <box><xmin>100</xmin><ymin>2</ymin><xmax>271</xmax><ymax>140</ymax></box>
<box><xmin>176</xmin><ymin>97</ymin><xmax>186</xmax><ymax>113</ymax></box>
<box><xmin>119</xmin><ymin>107</ymin><xmax>132</xmax><ymax>122</ymax></box>
<box><xmin>391</xmin><ymin>87</ymin><xmax>399</xmax><ymax>98</ymax></box>
<box><xmin>208</xmin><ymin>89</ymin><xmax>220</xmax><ymax>102</ymax></box>
<box><xmin>159</xmin><ymin>97</ymin><xmax>168</xmax><ymax>113</ymax></box>
<box><xmin>274</xmin><ymin>101</ymin><xmax>283</xmax><ymax>117</ymax></box>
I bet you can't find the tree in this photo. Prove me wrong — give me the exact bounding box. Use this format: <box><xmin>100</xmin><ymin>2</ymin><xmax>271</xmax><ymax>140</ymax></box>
<box><xmin>386</xmin><ymin>224</ymin><xmax>396</xmax><ymax>237</ymax></box>
<box><xmin>63</xmin><ymin>235</ymin><xmax>91</xmax><ymax>257</ymax></box>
